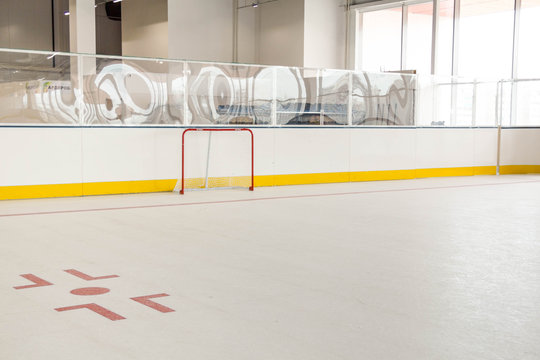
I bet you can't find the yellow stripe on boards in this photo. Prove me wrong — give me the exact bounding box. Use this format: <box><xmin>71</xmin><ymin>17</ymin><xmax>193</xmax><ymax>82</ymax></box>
<box><xmin>351</xmin><ymin>169</ymin><xmax>416</xmax><ymax>182</ymax></box>
<box><xmin>0</xmin><ymin>183</ymin><xmax>83</xmax><ymax>200</ymax></box>
<box><xmin>82</xmin><ymin>179</ymin><xmax>177</xmax><ymax>196</ymax></box>
<box><xmin>0</xmin><ymin>165</ymin><xmax>537</xmax><ymax>200</ymax></box>
<box><xmin>474</xmin><ymin>166</ymin><xmax>497</xmax><ymax>175</ymax></box>
<box><xmin>273</xmin><ymin>172</ymin><xmax>351</xmax><ymax>186</ymax></box>
<box><xmin>416</xmin><ymin>167</ymin><xmax>475</xmax><ymax>178</ymax></box>
<box><xmin>499</xmin><ymin>165</ymin><xmax>540</xmax><ymax>175</ymax></box>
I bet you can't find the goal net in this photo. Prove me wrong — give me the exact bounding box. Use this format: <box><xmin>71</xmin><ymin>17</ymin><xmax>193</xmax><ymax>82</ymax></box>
<box><xmin>175</xmin><ymin>128</ymin><xmax>254</xmax><ymax>194</ymax></box>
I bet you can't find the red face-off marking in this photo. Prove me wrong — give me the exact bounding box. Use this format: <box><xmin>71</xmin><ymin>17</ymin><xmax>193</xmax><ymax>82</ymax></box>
<box><xmin>13</xmin><ymin>274</ymin><xmax>53</xmax><ymax>289</ymax></box>
<box><xmin>70</xmin><ymin>287</ymin><xmax>110</xmax><ymax>296</ymax></box>
<box><xmin>55</xmin><ymin>303</ymin><xmax>126</xmax><ymax>321</ymax></box>
<box><xmin>64</xmin><ymin>269</ymin><xmax>119</xmax><ymax>281</ymax></box>
<box><xmin>14</xmin><ymin>269</ymin><xmax>175</xmax><ymax>320</ymax></box>
<box><xmin>131</xmin><ymin>294</ymin><xmax>175</xmax><ymax>313</ymax></box>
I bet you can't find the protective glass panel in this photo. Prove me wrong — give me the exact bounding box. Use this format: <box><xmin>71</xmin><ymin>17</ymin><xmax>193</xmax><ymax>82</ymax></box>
<box><xmin>319</xmin><ymin>70</ymin><xmax>349</xmax><ymax>126</ymax></box>
<box><xmin>186</xmin><ymin>63</ymin><xmax>273</xmax><ymax>126</ymax></box>
<box><xmin>417</xmin><ymin>76</ymin><xmax>499</xmax><ymax>127</ymax></box>
<box><xmin>82</xmin><ymin>56</ymin><xmax>184</xmax><ymax>125</ymax></box>
<box><xmin>474</xmin><ymin>81</ymin><xmax>499</xmax><ymax>126</ymax></box>
<box><xmin>275</xmin><ymin>67</ymin><xmax>309</xmax><ymax>125</ymax></box>
<box><xmin>275</xmin><ymin>68</ymin><xmax>349</xmax><ymax>126</ymax></box>
<box><xmin>351</xmin><ymin>72</ymin><xmax>415</xmax><ymax>126</ymax></box>
<box><xmin>454</xmin><ymin>82</ymin><xmax>474</xmax><ymax>126</ymax></box>
<box><xmin>0</xmin><ymin>52</ymin><xmax>77</xmax><ymax>125</ymax></box>
<box><xmin>415</xmin><ymin>75</ymin><xmax>438</xmax><ymax>126</ymax></box>
<box><xmin>514</xmin><ymin>81</ymin><xmax>540</xmax><ymax>126</ymax></box>
<box><xmin>432</xmin><ymin>80</ymin><xmax>453</xmax><ymax>127</ymax></box>
<box><xmin>499</xmin><ymin>81</ymin><xmax>513</xmax><ymax>126</ymax></box>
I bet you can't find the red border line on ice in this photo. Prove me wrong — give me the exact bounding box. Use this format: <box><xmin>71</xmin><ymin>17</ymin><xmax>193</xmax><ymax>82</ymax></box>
<box><xmin>1</xmin><ymin>179</ymin><xmax>540</xmax><ymax>218</ymax></box>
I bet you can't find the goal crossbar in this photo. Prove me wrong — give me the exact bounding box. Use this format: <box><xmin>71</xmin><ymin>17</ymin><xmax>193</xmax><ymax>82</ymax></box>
<box><xmin>180</xmin><ymin>128</ymin><xmax>254</xmax><ymax>194</ymax></box>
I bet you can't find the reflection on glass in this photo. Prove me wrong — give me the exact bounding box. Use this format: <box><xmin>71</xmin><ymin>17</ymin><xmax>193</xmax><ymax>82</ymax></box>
<box><xmin>188</xmin><ymin>63</ymin><xmax>272</xmax><ymax>125</ymax></box>
<box><xmin>352</xmin><ymin>72</ymin><xmax>415</xmax><ymax>126</ymax></box>
<box><xmin>276</xmin><ymin>68</ymin><xmax>348</xmax><ymax>126</ymax></box>
<box><xmin>474</xmin><ymin>82</ymin><xmax>498</xmax><ymax>126</ymax></box>
<box><xmin>514</xmin><ymin>82</ymin><xmax>540</xmax><ymax>126</ymax></box>
<box><xmin>275</xmin><ymin>67</ymin><xmax>307</xmax><ymax>125</ymax></box>
<box><xmin>85</xmin><ymin>58</ymin><xmax>177</xmax><ymax>125</ymax></box>
<box><xmin>0</xmin><ymin>53</ymin><xmax>77</xmax><ymax>124</ymax></box>
<box><xmin>360</xmin><ymin>7</ymin><xmax>402</xmax><ymax>72</ymax></box>
<box><xmin>454</xmin><ymin>83</ymin><xmax>474</xmax><ymax>126</ymax></box>
<box><xmin>434</xmin><ymin>80</ymin><xmax>453</xmax><ymax>126</ymax></box>
<box><xmin>0</xmin><ymin>46</ymin><xmax>538</xmax><ymax>128</ymax></box>
<box><xmin>426</xmin><ymin>78</ymin><xmax>499</xmax><ymax>127</ymax></box>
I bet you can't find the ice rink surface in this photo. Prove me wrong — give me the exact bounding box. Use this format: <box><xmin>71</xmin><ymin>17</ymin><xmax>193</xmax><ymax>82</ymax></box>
<box><xmin>2</xmin><ymin>175</ymin><xmax>540</xmax><ymax>360</ymax></box>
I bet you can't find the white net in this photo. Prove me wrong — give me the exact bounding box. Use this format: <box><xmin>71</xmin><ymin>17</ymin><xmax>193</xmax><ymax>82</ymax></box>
<box><xmin>175</xmin><ymin>129</ymin><xmax>253</xmax><ymax>192</ymax></box>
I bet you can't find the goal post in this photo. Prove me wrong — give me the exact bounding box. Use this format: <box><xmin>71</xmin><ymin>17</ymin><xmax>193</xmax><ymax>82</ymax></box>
<box><xmin>179</xmin><ymin>128</ymin><xmax>254</xmax><ymax>194</ymax></box>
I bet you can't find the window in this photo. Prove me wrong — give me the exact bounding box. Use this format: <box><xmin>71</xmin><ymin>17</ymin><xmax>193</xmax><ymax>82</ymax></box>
<box><xmin>516</xmin><ymin>0</ymin><xmax>540</xmax><ymax>78</ymax></box>
<box><xmin>405</xmin><ymin>2</ymin><xmax>433</xmax><ymax>74</ymax></box>
<box><xmin>436</xmin><ymin>0</ymin><xmax>454</xmax><ymax>76</ymax></box>
<box><xmin>457</xmin><ymin>0</ymin><xmax>514</xmax><ymax>78</ymax></box>
<box><xmin>360</xmin><ymin>7</ymin><xmax>402</xmax><ymax>72</ymax></box>
<box><xmin>514</xmin><ymin>0</ymin><xmax>540</xmax><ymax>125</ymax></box>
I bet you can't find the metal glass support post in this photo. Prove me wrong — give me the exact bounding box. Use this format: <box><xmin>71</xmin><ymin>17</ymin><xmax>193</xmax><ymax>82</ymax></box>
<box><xmin>233</xmin><ymin>0</ymin><xmax>238</xmax><ymax>63</ymax></box>
<box><xmin>451</xmin><ymin>0</ymin><xmax>460</xmax><ymax>77</ymax></box>
<box><xmin>510</xmin><ymin>0</ymin><xmax>521</xmax><ymax>126</ymax></box>
<box><xmin>272</xmin><ymin>67</ymin><xmax>277</xmax><ymax>125</ymax></box>
<box><xmin>472</xmin><ymin>79</ymin><xmax>477</xmax><ymax>127</ymax></box>
<box><xmin>450</xmin><ymin>0</ymin><xmax>460</xmax><ymax>126</ymax></box>
<box><xmin>204</xmin><ymin>132</ymin><xmax>212</xmax><ymax>189</ymax></box>
<box><xmin>400</xmin><ymin>4</ymin><xmax>408</xmax><ymax>71</ymax></box>
<box><xmin>357</xmin><ymin>12</ymin><xmax>363</xmax><ymax>71</ymax></box>
<box><xmin>348</xmin><ymin>72</ymin><xmax>353</xmax><ymax>126</ymax></box>
<box><xmin>77</xmin><ymin>54</ymin><xmax>84</xmax><ymax>125</ymax></box>
<box><xmin>345</xmin><ymin>0</ymin><xmax>350</xmax><ymax>69</ymax></box>
<box><xmin>183</xmin><ymin>61</ymin><xmax>189</xmax><ymax>126</ymax></box>
<box><xmin>431</xmin><ymin>0</ymin><xmax>440</xmax><ymax>75</ymax></box>
<box><xmin>496</xmin><ymin>80</ymin><xmax>503</xmax><ymax>175</ymax></box>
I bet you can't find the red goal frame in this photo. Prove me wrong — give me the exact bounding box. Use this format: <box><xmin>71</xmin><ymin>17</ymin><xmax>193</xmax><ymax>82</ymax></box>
<box><xmin>180</xmin><ymin>128</ymin><xmax>254</xmax><ymax>194</ymax></box>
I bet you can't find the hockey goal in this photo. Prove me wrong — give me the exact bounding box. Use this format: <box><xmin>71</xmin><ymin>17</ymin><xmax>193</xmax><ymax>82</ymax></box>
<box><xmin>177</xmin><ymin>128</ymin><xmax>254</xmax><ymax>194</ymax></box>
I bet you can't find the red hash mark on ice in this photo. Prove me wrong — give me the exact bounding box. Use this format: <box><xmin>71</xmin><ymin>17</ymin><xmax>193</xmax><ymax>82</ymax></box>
<box><xmin>13</xmin><ymin>274</ymin><xmax>53</xmax><ymax>289</ymax></box>
<box><xmin>131</xmin><ymin>294</ymin><xmax>175</xmax><ymax>313</ymax></box>
<box><xmin>64</xmin><ymin>269</ymin><xmax>119</xmax><ymax>281</ymax></box>
<box><xmin>55</xmin><ymin>303</ymin><xmax>125</xmax><ymax>321</ymax></box>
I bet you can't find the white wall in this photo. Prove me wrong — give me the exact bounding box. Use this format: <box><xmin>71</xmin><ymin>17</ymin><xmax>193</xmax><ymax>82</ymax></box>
<box><xmin>168</xmin><ymin>0</ymin><xmax>233</xmax><ymax>62</ymax></box>
<box><xmin>0</xmin><ymin>128</ymin><xmax>82</xmax><ymax>186</ymax></box>
<box><xmin>82</xmin><ymin>128</ymin><xmax>179</xmax><ymax>182</ymax></box>
<box><xmin>500</xmin><ymin>128</ymin><xmax>540</xmax><ymax>166</ymax></box>
<box><xmin>122</xmin><ymin>0</ymin><xmax>168</xmax><ymax>58</ymax></box>
<box><xmin>237</xmin><ymin>6</ymin><xmax>257</xmax><ymax>64</ymax></box>
<box><xmin>303</xmin><ymin>0</ymin><xmax>346</xmax><ymax>70</ymax></box>
<box><xmin>257</xmin><ymin>0</ymin><xmax>304</xmax><ymax>67</ymax></box>
<box><xmin>237</xmin><ymin>0</ymin><xmax>347</xmax><ymax>69</ymax></box>
<box><xmin>0</xmin><ymin>127</ymin><xmax>519</xmax><ymax>194</ymax></box>
<box><xmin>0</xmin><ymin>0</ymin><xmax>53</xmax><ymax>51</ymax></box>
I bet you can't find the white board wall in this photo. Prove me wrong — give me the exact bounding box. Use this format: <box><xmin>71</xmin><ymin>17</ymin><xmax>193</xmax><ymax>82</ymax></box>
<box><xmin>2</xmin><ymin>127</ymin><xmax>532</xmax><ymax>190</ymax></box>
